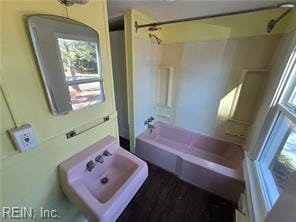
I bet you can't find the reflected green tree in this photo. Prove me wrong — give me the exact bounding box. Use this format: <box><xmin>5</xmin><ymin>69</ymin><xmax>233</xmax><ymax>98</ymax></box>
<box><xmin>58</xmin><ymin>38</ymin><xmax>98</xmax><ymax>91</ymax></box>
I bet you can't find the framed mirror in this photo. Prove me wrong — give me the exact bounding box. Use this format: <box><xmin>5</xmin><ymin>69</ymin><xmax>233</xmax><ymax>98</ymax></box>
<box><xmin>27</xmin><ymin>15</ymin><xmax>105</xmax><ymax>114</ymax></box>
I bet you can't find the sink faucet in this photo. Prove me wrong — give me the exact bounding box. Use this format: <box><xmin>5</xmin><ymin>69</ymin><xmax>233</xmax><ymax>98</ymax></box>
<box><xmin>103</xmin><ymin>150</ymin><xmax>112</xmax><ymax>157</ymax></box>
<box><xmin>148</xmin><ymin>116</ymin><xmax>154</xmax><ymax>122</ymax></box>
<box><xmin>95</xmin><ymin>154</ymin><xmax>104</xmax><ymax>163</ymax></box>
<box><xmin>95</xmin><ymin>150</ymin><xmax>112</xmax><ymax>164</ymax></box>
<box><xmin>144</xmin><ymin>116</ymin><xmax>155</xmax><ymax>133</ymax></box>
<box><xmin>86</xmin><ymin>160</ymin><xmax>95</xmax><ymax>172</ymax></box>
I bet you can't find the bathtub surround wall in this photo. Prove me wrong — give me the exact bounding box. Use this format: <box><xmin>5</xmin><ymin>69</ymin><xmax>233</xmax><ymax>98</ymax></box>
<box><xmin>154</xmin><ymin>44</ymin><xmax>183</xmax><ymax>124</ymax></box>
<box><xmin>110</xmin><ymin>31</ymin><xmax>129</xmax><ymax>139</ymax></box>
<box><xmin>156</xmin><ymin>35</ymin><xmax>280</xmax><ymax>144</ymax></box>
<box><xmin>134</xmin><ymin>37</ymin><xmax>158</xmax><ymax>136</ymax></box>
<box><xmin>1</xmin><ymin>1</ymin><xmax>118</xmax><ymax>221</ymax></box>
<box><xmin>215</xmin><ymin>35</ymin><xmax>281</xmax><ymax>143</ymax></box>
<box><xmin>174</xmin><ymin>40</ymin><xmax>230</xmax><ymax>136</ymax></box>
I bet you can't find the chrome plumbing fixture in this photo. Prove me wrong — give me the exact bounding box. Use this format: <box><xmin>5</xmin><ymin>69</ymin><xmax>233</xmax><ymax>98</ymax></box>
<box><xmin>267</xmin><ymin>3</ymin><xmax>295</xmax><ymax>33</ymax></box>
<box><xmin>145</xmin><ymin>116</ymin><xmax>155</xmax><ymax>133</ymax></box>
<box><xmin>135</xmin><ymin>2</ymin><xmax>295</xmax><ymax>33</ymax></box>
<box><xmin>95</xmin><ymin>150</ymin><xmax>112</xmax><ymax>164</ymax></box>
<box><xmin>95</xmin><ymin>154</ymin><xmax>104</xmax><ymax>163</ymax></box>
<box><xmin>149</xmin><ymin>33</ymin><xmax>162</xmax><ymax>45</ymax></box>
<box><xmin>103</xmin><ymin>150</ymin><xmax>112</xmax><ymax>157</ymax></box>
<box><xmin>58</xmin><ymin>0</ymin><xmax>89</xmax><ymax>6</ymax></box>
<box><xmin>148</xmin><ymin>116</ymin><xmax>155</xmax><ymax>122</ymax></box>
<box><xmin>86</xmin><ymin>160</ymin><xmax>95</xmax><ymax>172</ymax></box>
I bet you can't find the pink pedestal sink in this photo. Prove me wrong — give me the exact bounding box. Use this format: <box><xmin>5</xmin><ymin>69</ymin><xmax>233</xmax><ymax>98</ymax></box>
<box><xmin>59</xmin><ymin>136</ymin><xmax>148</xmax><ymax>222</ymax></box>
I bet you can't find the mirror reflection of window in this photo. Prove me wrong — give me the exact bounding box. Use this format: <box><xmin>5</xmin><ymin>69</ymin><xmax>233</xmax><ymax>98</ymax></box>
<box><xmin>68</xmin><ymin>82</ymin><xmax>104</xmax><ymax>110</ymax></box>
<box><xmin>57</xmin><ymin>38</ymin><xmax>101</xmax><ymax>81</ymax></box>
<box><xmin>27</xmin><ymin>15</ymin><xmax>105</xmax><ymax>114</ymax></box>
<box><xmin>57</xmin><ymin>37</ymin><xmax>104</xmax><ymax>110</ymax></box>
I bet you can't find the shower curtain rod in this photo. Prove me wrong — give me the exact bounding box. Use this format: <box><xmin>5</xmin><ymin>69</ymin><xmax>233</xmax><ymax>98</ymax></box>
<box><xmin>135</xmin><ymin>3</ymin><xmax>291</xmax><ymax>31</ymax></box>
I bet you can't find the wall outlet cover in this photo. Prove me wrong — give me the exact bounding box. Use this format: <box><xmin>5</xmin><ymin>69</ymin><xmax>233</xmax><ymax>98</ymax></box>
<box><xmin>8</xmin><ymin>124</ymin><xmax>38</xmax><ymax>152</ymax></box>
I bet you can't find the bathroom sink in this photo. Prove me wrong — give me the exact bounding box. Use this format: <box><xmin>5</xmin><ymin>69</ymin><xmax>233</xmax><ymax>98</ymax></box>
<box><xmin>59</xmin><ymin>136</ymin><xmax>148</xmax><ymax>222</ymax></box>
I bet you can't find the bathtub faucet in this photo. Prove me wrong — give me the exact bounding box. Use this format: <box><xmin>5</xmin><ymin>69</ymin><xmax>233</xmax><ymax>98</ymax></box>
<box><xmin>148</xmin><ymin>116</ymin><xmax>154</xmax><ymax>122</ymax></box>
<box><xmin>144</xmin><ymin>116</ymin><xmax>155</xmax><ymax>133</ymax></box>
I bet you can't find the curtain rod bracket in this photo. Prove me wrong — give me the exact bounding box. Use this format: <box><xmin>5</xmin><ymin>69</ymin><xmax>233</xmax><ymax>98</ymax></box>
<box><xmin>135</xmin><ymin>21</ymin><xmax>161</xmax><ymax>32</ymax></box>
<box><xmin>267</xmin><ymin>8</ymin><xmax>292</xmax><ymax>33</ymax></box>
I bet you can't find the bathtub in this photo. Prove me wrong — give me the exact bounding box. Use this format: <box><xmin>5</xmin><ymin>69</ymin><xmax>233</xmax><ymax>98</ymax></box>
<box><xmin>136</xmin><ymin>121</ymin><xmax>245</xmax><ymax>202</ymax></box>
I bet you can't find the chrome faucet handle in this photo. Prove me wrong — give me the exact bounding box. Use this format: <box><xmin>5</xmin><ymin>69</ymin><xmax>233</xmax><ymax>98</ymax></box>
<box><xmin>86</xmin><ymin>160</ymin><xmax>95</xmax><ymax>172</ymax></box>
<box><xmin>95</xmin><ymin>155</ymin><xmax>104</xmax><ymax>163</ymax></box>
<box><xmin>103</xmin><ymin>150</ymin><xmax>112</xmax><ymax>157</ymax></box>
<box><xmin>148</xmin><ymin>116</ymin><xmax>155</xmax><ymax>122</ymax></box>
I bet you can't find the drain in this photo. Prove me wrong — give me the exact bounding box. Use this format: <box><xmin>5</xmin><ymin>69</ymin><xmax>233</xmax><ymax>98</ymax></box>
<box><xmin>100</xmin><ymin>177</ymin><xmax>109</xmax><ymax>184</ymax></box>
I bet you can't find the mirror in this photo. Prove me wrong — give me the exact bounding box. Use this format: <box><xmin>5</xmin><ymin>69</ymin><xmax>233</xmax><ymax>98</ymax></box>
<box><xmin>27</xmin><ymin>15</ymin><xmax>105</xmax><ymax>114</ymax></box>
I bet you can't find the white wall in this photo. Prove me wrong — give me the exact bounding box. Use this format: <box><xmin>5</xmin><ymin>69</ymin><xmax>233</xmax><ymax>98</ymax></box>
<box><xmin>134</xmin><ymin>37</ymin><xmax>158</xmax><ymax>136</ymax></box>
<box><xmin>174</xmin><ymin>40</ymin><xmax>229</xmax><ymax>135</ymax></box>
<box><xmin>110</xmin><ymin>31</ymin><xmax>129</xmax><ymax>139</ymax></box>
<box><xmin>158</xmin><ymin>35</ymin><xmax>279</xmax><ymax>143</ymax></box>
<box><xmin>215</xmin><ymin>35</ymin><xmax>280</xmax><ymax>144</ymax></box>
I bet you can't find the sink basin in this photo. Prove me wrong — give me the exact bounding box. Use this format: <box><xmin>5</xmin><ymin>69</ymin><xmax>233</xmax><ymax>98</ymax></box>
<box><xmin>59</xmin><ymin>136</ymin><xmax>148</xmax><ymax>222</ymax></box>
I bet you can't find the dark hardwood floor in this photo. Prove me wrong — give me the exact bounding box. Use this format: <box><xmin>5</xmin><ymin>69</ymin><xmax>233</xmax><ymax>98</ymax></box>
<box><xmin>117</xmin><ymin>164</ymin><xmax>236</xmax><ymax>222</ymax></box>
<box><xmin>119</xmin><ymin>136</ymin><xmax>130</xmax><ymax>151</ymax></box>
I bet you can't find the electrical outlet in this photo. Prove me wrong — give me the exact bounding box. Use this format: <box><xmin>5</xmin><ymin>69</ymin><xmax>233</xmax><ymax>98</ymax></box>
<box><xmin>8</xmin><ymin>124</ymin><xmax>37</xmax><ymax>152</ymax></box>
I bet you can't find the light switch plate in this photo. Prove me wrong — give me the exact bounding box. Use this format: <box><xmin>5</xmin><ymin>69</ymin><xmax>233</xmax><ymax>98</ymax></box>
<box><xmin>8</xmin><ymin>124</ymin><xmax>38</xmax><ymax>152</ymax></box>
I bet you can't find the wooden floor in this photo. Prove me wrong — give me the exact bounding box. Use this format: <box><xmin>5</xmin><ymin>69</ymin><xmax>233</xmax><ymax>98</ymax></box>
<box><xmin>117</xmin><ymin>164</ymin><xmax>235</xmax><ymax>222</ymax></box>
<box><xmin>119</xmin><ymin>136</ymin><xmax>130</xmax><ymax>151</ymax></box>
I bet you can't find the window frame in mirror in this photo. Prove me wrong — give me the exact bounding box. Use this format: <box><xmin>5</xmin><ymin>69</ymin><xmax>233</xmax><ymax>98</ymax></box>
<box><xmin>27</xmin><ymin>14</ymin><xmax>105</xmax><ymax>115</ymax></box>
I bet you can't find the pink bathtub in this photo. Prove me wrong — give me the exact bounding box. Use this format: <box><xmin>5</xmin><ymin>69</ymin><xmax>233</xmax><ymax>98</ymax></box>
<box><xmin>136</xmin><ymin>122</ymin><xmax>245</xmax><ymax>202</ymax></box>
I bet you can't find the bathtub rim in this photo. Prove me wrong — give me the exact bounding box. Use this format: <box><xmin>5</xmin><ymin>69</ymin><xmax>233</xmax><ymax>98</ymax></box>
<box><xmin>152</xmin><ymin>121</ymin><xmax>244</xmax><ymax>147</ymax></box>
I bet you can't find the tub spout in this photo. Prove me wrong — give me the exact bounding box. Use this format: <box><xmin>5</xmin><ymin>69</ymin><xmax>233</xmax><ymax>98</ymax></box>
<box><xmin>145</xmin><ymin>116</ymin><xmax>155</xmax><ymax>133</ymax></box>
<box><xmin>148</xmin><ymin>123</ymin><xmax>155</xmax><ymax>133</ymax></box>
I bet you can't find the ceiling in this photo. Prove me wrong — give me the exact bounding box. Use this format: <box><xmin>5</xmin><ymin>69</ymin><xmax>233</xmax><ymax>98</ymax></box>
<box><xmin>107</xmin><ymin>0</ymin><xmax>291</xmax><ymax>22</ymax></box>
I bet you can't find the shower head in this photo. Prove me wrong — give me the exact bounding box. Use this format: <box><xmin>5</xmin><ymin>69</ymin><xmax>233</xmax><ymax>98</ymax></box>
<box><xmin>149</xmin><ymin>33</ymin><xmax>162</xmax><ymax>45</ymax></box>
<box><xmin>267</xmin><ymin>3</ymin><xmax>295</xmax><ymax>33</ymax></box>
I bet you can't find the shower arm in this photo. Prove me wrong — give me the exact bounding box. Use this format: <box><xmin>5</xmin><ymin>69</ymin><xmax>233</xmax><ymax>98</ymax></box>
<box><xmin>267</xmin><ymin>9</ymin><xmax>292</xmax><ymax>33</ymax></box>
<box><xmin>149</xmin><ymin>33</ymin><xmax>162</xmax><ymax>45</ymax></box>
